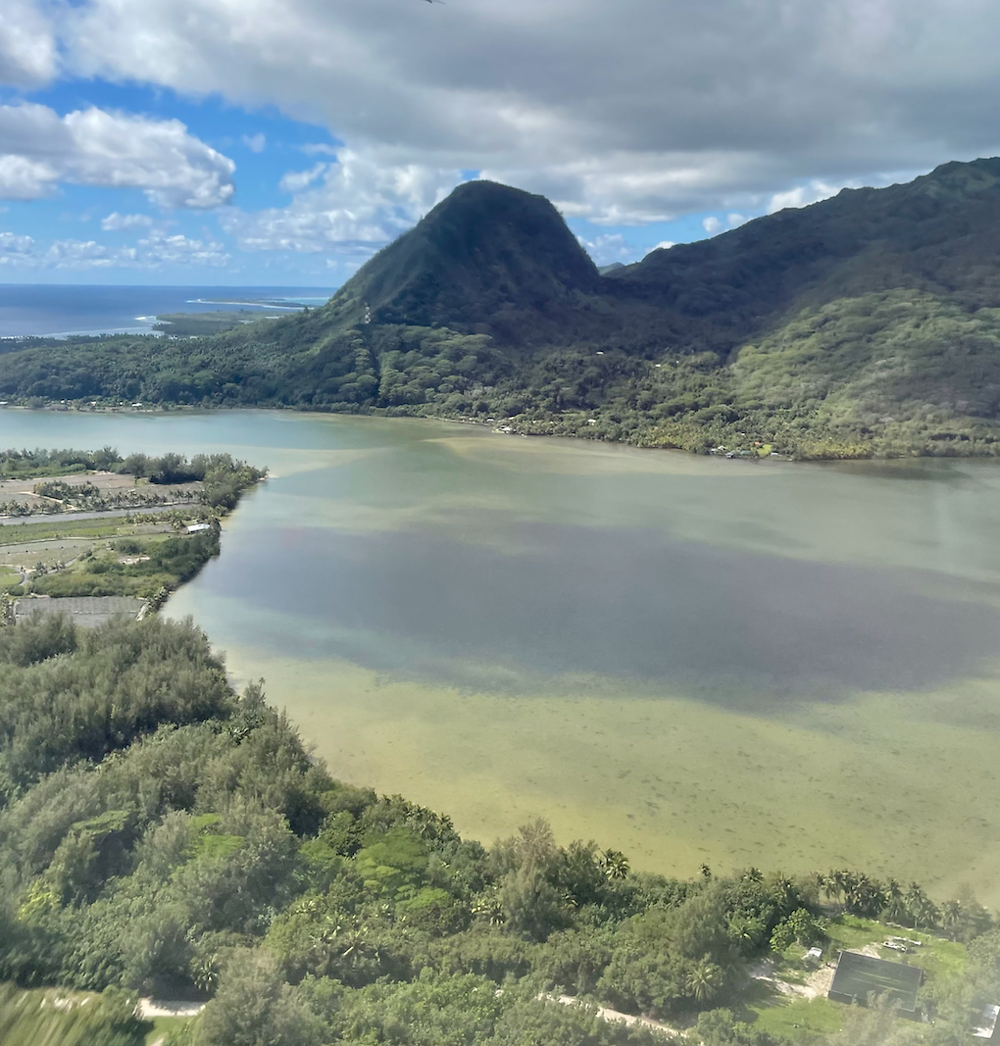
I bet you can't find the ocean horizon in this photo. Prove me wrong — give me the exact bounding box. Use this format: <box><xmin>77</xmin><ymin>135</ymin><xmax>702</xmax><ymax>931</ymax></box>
<box><xmin>0</xmin><ymin>284</ymin><xmax>334</xmax><ymax>338</ymax></box>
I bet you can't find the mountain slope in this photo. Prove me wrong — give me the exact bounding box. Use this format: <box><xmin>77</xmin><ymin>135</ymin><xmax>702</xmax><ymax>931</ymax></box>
<box><xmin>5</xmin><ymin>162</ymin><xmax>1000</xmax><ymax>457</ymax></box>
<box><xmin>319</xmin><ymin>180</ymin><xmax>610</xmax><ymax>345</ymax></box>
<box><xmin>612</xmin><ymin>157</ymin><xmax>1000</xmax><ymax>328</ymax></box>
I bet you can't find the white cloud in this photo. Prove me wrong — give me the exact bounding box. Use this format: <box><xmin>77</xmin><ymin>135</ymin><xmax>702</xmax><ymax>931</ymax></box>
<box><xmin>0</xmin><ymin>231</ymin><xmax>36</xmax><ymax>263</ymax></box>
<box><xmin>0</xmin><ymin>0</ymin><xmax>56</xmax><ymax>88</ymax></box>
<box><xmin>702</xmin><ymin>212</ymin><xmax>749</xmax><ymax>236</ymax></box>
<box><xmin>43</xmin><ymin>239</ymin><xmax>121</xmax><ymax>268</ymax></box>
<box><xmin>652</xmin><ymin>240</ymin><xmax>675</xmax><ymax>251</ymax></box>
<box><xmin>768</xmin><ymin>180</ymin><xmax>843</xmax><ymax>213</ymax></box>
<box><xmin>137</xmin><ymin>231</ymin><xmax>230</xmax><ymax>267</ymax></box>
<box><xmin>223</xmin><ymin>146</ymin><xmax>462</xmax><ymax>253</ymax></box>
<box><xmin>101</xmin><ymin>211</ymin><xmax>154</xmax><ymax>230</ymax></box>
<box><xmin>243</xmin><ymin>132</ymin><xmax>266</xmax><ymax>153</ymax></box>
<box><xmin>0</xmin><ymin>102</ymin><xmax>235</xmax><ymax>208</ymax></box>
<box><xmin>50</xmin><ymin>0</ymin><xmax>1000</xmax><ymax>225</ymax></box>
<box><xmin>0</xmin><ymin>154</ymin><xmax>59</xmax><ymax>200</ymax></box>
<box><xmin>0</xmin><ymin>227</ymin><xmax>229</xmax><ymax>270</ymax></box>
<box><xmin>576</xmin><ymin>232</ymin><xmax>637</xmax><ymax>266</ymax></box>
<box><xmin>278</xmin><ymin>162</ymin><xmax>329</xmax><ymax>194</ymax></box>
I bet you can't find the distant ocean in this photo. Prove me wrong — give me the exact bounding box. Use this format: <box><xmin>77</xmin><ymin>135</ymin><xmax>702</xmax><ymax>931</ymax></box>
<box><xmin>0</xmin><ymin>285</ymin><xmax>334</xmax><ymax>338</ymax></box>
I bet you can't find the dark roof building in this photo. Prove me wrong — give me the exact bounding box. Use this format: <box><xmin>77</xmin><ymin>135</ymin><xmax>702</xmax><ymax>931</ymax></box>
<box><xmin>828</xmin><ymin>951</ymin><xmax>923</xmax><ymax>1016</ymax></box>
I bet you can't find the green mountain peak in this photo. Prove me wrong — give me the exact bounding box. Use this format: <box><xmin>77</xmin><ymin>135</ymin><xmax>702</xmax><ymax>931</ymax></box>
<box><xmin>322</xmin><ymin>179</ymin><xmax>601</xmax><ymax>342</ymax></box>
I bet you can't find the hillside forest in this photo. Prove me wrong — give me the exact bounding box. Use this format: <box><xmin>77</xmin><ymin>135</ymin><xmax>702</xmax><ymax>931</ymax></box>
<box><xmin>5</xmin><ymin>160</ymin><xmax>1000</xmax><ymax>458</ymax></box>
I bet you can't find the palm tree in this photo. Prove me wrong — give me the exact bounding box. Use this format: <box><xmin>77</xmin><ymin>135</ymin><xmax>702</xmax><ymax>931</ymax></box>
<box><xmin>687</xmin><ymin>958</ymin><xmax>724</xmax><ymax>1003</ymax></box>
<box><xmin>881</xmin><ymin>882</ymin><xmax>908</xmax><ymax>926</ymax></box>
<box><xmin>904</xmin><ymin>883</ymin><xmax>939</xmax><ymax>930</ymax></box>
<box><xmin>601</xmin><ymin>849</ymin><xmax>630</xmax><ymax>881</ymax></box>
<box><xmin>821</xmin><ymin>870</ymin><xmax>846</xmax><ymax>905</ymax></box>
<box><xmin>770</xmin><ymin>874</ymin><xmax>796</xmax><ymax>914</ymax></box>
<box><xmin>940</xmin><ymin>899</ymin><xmax>962</xmax><ymax>938</ymax></box>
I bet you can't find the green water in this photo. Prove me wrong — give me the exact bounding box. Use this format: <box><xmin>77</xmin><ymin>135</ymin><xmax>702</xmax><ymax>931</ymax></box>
<box><xmin>4</xmin><ymin>409</ymin><xmax>1000</xmax><ymax>898</ymax></box>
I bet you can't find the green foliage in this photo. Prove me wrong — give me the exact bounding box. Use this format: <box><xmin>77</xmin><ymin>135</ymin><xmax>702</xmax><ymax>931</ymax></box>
<box><xmin>152</xmin><ymin>311</ymin><xmax>262</xmax><ymax>337</ymax></box>
<box><xmin>11</xmin><ymin>165</ymin><xmax>1000</xmax><ymax>457</ymax></box>
<box><xmin>695</xmin><ymin>1008</ymin><xmax>789</xmax><ymax>1046</ymax></box>
<box><xmin>194</xmin><ymin>949</ymin><xmax>324</xmax><ymax>1046</ymax></box>
<box><xmin>0</xmin><ymin>615</ymin><xmax>231</xmax><ymax>803</ymax></box>
<box><xmin>0</xmin><ymin>447</ymin><xmax>122</xmax><ymax>480</ymax></box>
<box><xmin>30</xmin><ymin>530</ymin><xmax>221</xmax><ymax>599</ymax></box>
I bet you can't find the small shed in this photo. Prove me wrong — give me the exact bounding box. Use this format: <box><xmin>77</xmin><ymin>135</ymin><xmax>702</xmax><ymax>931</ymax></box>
<box><xmin>828</xmin><ymin>951</ymin><xmax>923</xmax><ymax>1016</ymax></box>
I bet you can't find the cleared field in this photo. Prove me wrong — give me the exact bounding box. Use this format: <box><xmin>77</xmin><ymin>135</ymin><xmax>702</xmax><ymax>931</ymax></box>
<box><xmin>0</xmin><ymin>518</ymin><xmax>177</xmax><ymax>580</ymax></box>
<box><xmin>0</xmin><ymin>470</ymin><xmax>198</xmax><ymax>509</ymax></box>
<box><xmin>748</xmin><ymin>994</ymin><xmax>844</xmax><ymax>1045</ymax></box>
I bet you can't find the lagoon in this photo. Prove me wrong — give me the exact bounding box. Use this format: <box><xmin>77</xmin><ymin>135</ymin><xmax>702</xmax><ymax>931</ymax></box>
<box><xmin>3</xmin><ymin>408</ymin><xmax>1000</xmax><ymax>899</ymax></box>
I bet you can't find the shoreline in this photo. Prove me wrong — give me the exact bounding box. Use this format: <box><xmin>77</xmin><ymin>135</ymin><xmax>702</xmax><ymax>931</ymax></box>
<box><xmin>1</xmin><ymin>400</ymin><xmax>993</xmax><ymax>463</ymax></box>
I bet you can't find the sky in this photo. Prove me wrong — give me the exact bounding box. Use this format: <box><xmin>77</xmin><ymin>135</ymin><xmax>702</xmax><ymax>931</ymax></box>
<box><xmin>0</xmin><ymin>0</ymin><xmax>999</xmax><ymax>287</ymax></box>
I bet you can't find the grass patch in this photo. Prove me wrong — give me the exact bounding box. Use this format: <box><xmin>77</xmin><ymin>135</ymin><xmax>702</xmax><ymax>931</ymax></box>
<box><xmin>0</xmin><ymin>517</ymin><xmax>142</xmax><ymax>545</ymax></box>
<box><xmin>751</xmin><ymin>997</ymin><xmax>844</xmax><ymax>1044</ymax></box>
<box><xmin>145</xmin><ymin>1014</ymin><xmax>196</xmax><ymax>1044</ymax></box>
<box><xmin>823</xmin><ymin>915</ymin><xmax>968</xmax><ymax>980</ymax></box>
<box><xmin>30</xmin><ymin>529</ymin><xmax>220</xmax><ymax>599</ymax></box>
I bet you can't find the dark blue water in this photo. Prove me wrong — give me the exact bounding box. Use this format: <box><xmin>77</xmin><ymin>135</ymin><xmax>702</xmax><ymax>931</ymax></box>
<box><xmin>0</xmin><ymin>285</ymin><xmax>333</xmax><ymax>338</ymax></box>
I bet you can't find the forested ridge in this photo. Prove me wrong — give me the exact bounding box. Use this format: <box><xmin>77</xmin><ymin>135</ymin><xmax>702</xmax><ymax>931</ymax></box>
<box><xmin>1</xmin><ymin>615</ymin><xmax>999</xmax><ymax>1045</ymax></box>
<box><xmin>6</xmin><ymin>161</ymin><xmax>1000</xmax><ymax>458</ymax></box>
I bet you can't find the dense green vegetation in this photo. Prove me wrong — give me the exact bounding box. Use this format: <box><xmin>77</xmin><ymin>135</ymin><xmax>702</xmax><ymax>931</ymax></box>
<box><xmin>0</xmin><ymin>448</ymin><xmax>266</xmax><ymax>514</ymax></box>
<box><xmin>0</xmin><ymin>447</ymin><xmax>124</xmax><ymax>481</ymax></box>
<box><xmin>5</xmin><ymin>160</ymin><xmax>1000</xmax><ymax>457</ymax></box>
<box><xmin>0</xmin><ymin>615</ymin><xmax>998</xmax><ymax>1044</ymax></box>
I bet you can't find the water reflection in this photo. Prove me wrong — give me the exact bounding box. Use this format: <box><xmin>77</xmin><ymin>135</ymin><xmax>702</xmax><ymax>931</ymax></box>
<box><xmin>208</xmin><ymin>516</ymin><xmax>1000</xmax><ymax>701</ymax></box>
